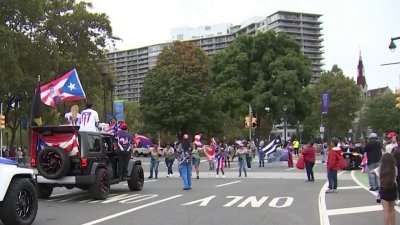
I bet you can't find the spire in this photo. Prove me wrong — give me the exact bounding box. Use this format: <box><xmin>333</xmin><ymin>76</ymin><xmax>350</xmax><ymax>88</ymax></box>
<box><xmin>356</xmin><ymin>51</ymin><xmax>366</xmax><ymax>88</ymax></box>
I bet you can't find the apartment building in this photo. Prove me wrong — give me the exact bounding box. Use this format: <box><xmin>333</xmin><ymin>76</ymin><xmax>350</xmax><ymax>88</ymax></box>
<box><xmin>106</xmin><ymin>11</ymin><xmax>324</xmax><ymax>102</ymax></box>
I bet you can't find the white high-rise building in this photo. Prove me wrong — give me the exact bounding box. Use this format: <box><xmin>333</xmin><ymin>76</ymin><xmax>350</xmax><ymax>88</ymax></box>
<box><xmin>106</xmin><ymin>11</ymin><xmax>324</xmax><ymax>102</ymax></box>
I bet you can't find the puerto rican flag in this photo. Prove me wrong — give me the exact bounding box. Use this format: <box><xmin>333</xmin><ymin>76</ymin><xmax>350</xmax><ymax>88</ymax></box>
<box><xmin>40</xmin><ymin>68</ymin><xmax>86</xmax><ymax>107</ymax></box>
<box><xmin>38</xmin><ymin>133</ymin><xmax>79</xmax><ymax>156</ymax></box>
<box><xmin>134</xmin><ymin>134</ymin><xmax>152</xmax><ymax>148</ymax></box>
<box><xmin>262</xmin><ymin>136</ymin><xmax>282</xmax><ymax>157</ymax></box>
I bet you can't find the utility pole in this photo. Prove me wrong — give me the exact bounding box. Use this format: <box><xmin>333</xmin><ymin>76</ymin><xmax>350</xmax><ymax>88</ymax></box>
<box><xmin>249</xmin><ymin>104</ymin><xmax>252</xmax><ymax>141</ymax></box>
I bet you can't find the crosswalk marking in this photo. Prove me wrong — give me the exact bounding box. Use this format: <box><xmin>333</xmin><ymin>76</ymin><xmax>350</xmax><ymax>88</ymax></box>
<box><xmin>337</xmin><ymin>186</ymin><xmax>363</xmax><ymax>190</ymax></box>
<box><xmin>326</xmin><ymin>205</ymin><xmax>382</xmax><ymax>216</ymax></box>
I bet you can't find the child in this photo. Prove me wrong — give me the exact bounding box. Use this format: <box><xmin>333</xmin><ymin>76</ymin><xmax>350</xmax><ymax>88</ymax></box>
<box><xmin>378</xmin><ymin>153</ymin><xmax>397</xmax><ymax>225</ymax></box>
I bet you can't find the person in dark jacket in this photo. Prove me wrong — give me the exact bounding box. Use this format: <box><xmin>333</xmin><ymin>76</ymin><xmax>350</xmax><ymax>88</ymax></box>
<box><xmin>301</xmin><ymin>140</ymin><xmax>316</xmax><ymax>182</ymax></box>
<box><xmin>365</xmin><ymin>132</ymin><xmax>383</xmax><ymax>191</ymax></box>
<box><xmin>177</xmin><ymin>134</ymin><xmax>192</xmax><ymax>190</ymax></box>
<box><xmin>326</xmin><ymin>137</ymin><xmax>343</xmax><ymax>193</ymax></box>
<box><xmin>115</xmin><ymin>123</ymin><xmax>133</xmax><ymax>180</ymax></box>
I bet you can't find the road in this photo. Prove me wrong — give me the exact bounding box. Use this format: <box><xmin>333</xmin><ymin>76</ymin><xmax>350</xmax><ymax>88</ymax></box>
<box><xmin>4</xmin><ymin>155</ymin><xmax>399</xmax><ymax>225</ymax></box>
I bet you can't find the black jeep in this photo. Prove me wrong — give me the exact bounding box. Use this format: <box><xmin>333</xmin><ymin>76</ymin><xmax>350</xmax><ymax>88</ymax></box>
<box><xmin>30</xmin><ymin>125</ymin><xmax>144</xmax><ymax>200</ymax></box>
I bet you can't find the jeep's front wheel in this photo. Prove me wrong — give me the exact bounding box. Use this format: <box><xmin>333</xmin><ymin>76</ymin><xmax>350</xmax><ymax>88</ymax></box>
<box><xmin>128</xmin><ymin>165</ymin><xmax>144</xmax><ymax>191</ymax></box>
<box><xmin>89</xmin><ymin>168</ymin><xmax>110</xmax><ymax>200</ymax></box>
<box><xmin>37</xmin><ymin>184</ymin><xmax>53</xmax><ymax>199</ymax></box>
<box><xmin>0</xmin><ymin>178</ymin><xmax>38</xmax><ymax>225</ymax></box>
<box><xmin>37</xmin><ymin>147</ymin><xmax>70</xmax><ymax>179</ymax></box>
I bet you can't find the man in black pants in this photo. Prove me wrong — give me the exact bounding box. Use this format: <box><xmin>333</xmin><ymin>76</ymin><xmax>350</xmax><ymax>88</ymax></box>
<box><xmin>115</xmin><ymin>123</ymin><xmax>133</xmax><ymax>180</ymax></box>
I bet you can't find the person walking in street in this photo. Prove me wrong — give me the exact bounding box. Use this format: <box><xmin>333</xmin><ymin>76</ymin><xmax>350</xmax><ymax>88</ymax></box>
<box><xmin>301</xmin><ymin>140</ymin><xmax>316</xmax><ymax>182</ymax></box>
<box><xmin>385</xmin><ymin>132</ymin><xmax>397</xmax><ymax>154</ymax></box>
<box><xmin>236</xmin><ymin>142</ymin><xmax>247</xmax><ymax>177</ymax></box>
<box><xmin>245</xmin><ymin>141</ymin><xmax>252</xmax><ymax>170</ymax></box>
<box><xmin>148</xmin><ymin>143</ymin><xmax>162</xmax><ymax>179</ymax></box>
<box><xmin>365</xmin><ymin>132</ymin><xmax>383</xmax><ymax>191</ymax></box>
<box><xmin>293</xmin><ymin>138</ymin><xmax>300</xmax><ymax>156</ymax></box>
<box><xmin>177</xmin><ymin>134</ymin><xmax>192</xmax><ymax>190</ymax></box>
<box><xmin>378</xmin><ymin>153</ymin><xmax>397</xmax><ymax>225</ymax></box>
<box><xmin>115</xmin><ymin>123</ymin><xmax>133</xmax><ymax>180</ymax></box>
<box><xmin>326</xmin><ymin>137</ymin><xmax>343</xmax><ymax>193</ymax></box>
<box><xmin>215</xmin><ymin>145</ymin><xmax>225</xmax><ymax>178</ymax></box>
<box><xmin>321</xmin><ymin>140</ymin><xmax>328</xmax><ymax>163</ymax></box>
<box><xmin>191</xmin><ymin>142</ymin><xmax>201</xmax><ymax>179</ymax></box>
<box><xmin>258</xmin><ymin>140</ymin><xmax>265</xmax><ymax>167</ymax></box>
<box><xmin>163</xmin><ymin>143</ymin><xmax>175</xmax><ymax>177</ymax></box>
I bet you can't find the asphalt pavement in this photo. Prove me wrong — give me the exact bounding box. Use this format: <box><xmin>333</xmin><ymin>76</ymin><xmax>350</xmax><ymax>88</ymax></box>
<box><xmin>2</xmin><ymin>155</ymin><xmax>399</xmax><ymax>225</ymax></box>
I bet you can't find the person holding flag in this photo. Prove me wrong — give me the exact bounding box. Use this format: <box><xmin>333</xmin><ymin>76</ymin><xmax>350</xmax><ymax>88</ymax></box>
<box><xmin>177</xmin><ymin>134</ymin><xmax>192</xmax><ymax>190</ymax></box>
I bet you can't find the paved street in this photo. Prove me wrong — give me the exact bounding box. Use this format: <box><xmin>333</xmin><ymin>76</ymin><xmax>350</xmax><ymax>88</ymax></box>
<box><xmin>4</xmin><ymin>155</ymin><xmax>399</xmax><ymax>225</ymax></box>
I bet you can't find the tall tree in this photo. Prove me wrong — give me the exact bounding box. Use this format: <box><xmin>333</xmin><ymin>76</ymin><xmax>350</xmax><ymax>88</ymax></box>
<box><xmin>140</xmin><ymin>41</ymin><xmax>213</xmax><ymax>138</ymax></box>
<box><xmin>210</xmin><ymin>31</ymin><xmax>312</xmax><ymax>139</ymax></box>
<box><xmin>0</xmin><ymin>0</ymin><xmax>118</xmax><ymax>148</ymax></box>
<box><xmin>362</xmin><ymin>91</ymin><xmax>400</xmax><ymax>135</ymax></box>
<box><xmin>305</xmin><ymin>65</ymin><xmax>362</xmax><ymax>140</ymax></box>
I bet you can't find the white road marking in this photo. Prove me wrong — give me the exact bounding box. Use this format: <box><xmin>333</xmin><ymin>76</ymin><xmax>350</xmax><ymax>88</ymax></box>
<box><xmin>326</xmin><ymin>205</ymin><xmax>382</xmax><ymax>216</ymax></box>
<box><xmin>351</xmin><ymin>170</ymin><xmax>400</xmax><ymax>213</ymax></box>
<box><xmin>318</xmin><ymin>170</ymin><xmax>346</xmax><ymax>225</ymax></box>
<box><xmin>49</xmin><ymin>192</ymin><xmax>73</xmax><ymax>198</ymax></box>
<box><xmin>81</xmin><ymin>195</ymin><xmax>182</xmax><ymax>225</ymax></box>
<box><xmin>47</xmin><ymin>193</ymin><xmax>87</xmax><ymax>202</ymax></box>
<box><xmin>229</xmin><ymin>167</ymin><xmax>238</xmax><ymax>170</ymax></box>
<box><xmin>123</xmin><ymin>180</ymin><xmax>157</xmax><ymax>185</ymax></box>
<box><xmin>337</xmin><ymin>186</ymin><xmax>363</xmax><ymax>190</ymax></box>
<box><xmin>215</xmin><ymin>180</ymin><xmax>242</xmax><ymax>187</ymax></box>
<box><xmin>285</xmin><ymin>168</ymin><xmax>296</xmax><ymax>171</ymax></box>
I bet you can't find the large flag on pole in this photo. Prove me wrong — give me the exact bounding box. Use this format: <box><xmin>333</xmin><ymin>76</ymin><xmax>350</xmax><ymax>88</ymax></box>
<box><xmin>30</xmin><ymin>75</ymin><xmax>42</xmax><ymax>126</ymax></box>
<box><xmin>262</xmin><ymin>136</ymin><xmax>282</xmax><ymax>157</ymax></box>
<box><xmin>40</xmin><ymin>68</ymin><xmax>86</xmax><ymax>107</ymax></box>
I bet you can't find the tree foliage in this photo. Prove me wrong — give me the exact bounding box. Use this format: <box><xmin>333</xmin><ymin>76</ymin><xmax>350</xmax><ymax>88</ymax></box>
<box><xmin>210</xmin><ymin>31</ymin><xmax>312</xmax><ymax>139</ymax></box>
<box><xmin>305</xmin><ymin>65</ymin><xmax>362</xmax><ymax>140</ymax></box>
<box><xmin>362</xmin><ymin>91</ymin><xmax>400</xmax><ymax>135</ymax></box>
<box><xmin>0</xmin><ymin>0</ymin><xmax>117</xmax><ymax>148</ymax></box>
<box><xmin>140</xmin><ymin>41</ymin><xmax>214</xmax><ymax>138</ymax></box>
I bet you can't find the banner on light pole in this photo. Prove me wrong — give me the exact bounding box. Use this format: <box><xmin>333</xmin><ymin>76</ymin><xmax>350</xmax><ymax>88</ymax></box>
<box><xmin>321</xmin><ymin>92</ymin><xmax>330</xmax><ymax>115</ymax></box>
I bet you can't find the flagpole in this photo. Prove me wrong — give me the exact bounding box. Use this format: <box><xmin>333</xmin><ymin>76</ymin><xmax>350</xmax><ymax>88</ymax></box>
<box><xmin>249</xmin><ymin>104</ymin><xmax>252</xmax><ymax>141</ymax></box>
<box><xmin>0</xmin><ymin>103</ymin><xmax>3</xmax><ymax>157</ymax></box>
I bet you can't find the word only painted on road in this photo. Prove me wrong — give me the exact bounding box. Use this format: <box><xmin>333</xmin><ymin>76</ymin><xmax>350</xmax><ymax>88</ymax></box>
<box><xmin>182</xmin><ymin>195</ymin><xmax>294</xmax><ymax>208</ymax></box>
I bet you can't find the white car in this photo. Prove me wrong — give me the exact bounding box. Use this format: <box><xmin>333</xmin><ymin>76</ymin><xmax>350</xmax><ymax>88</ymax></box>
<box><xmin>0</xmin><ymin>157</ymin><xmax>38</xmax><ymax>225</ymax></box>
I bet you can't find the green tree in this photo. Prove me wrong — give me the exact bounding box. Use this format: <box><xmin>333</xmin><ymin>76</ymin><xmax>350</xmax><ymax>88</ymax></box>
<box><xmin>362</xmin><ymin>91</ymin><xmax>400</xmax><ymax>135</ymax></box>
<box><xmin>305</xmin><ymin>65</ymin><xmax>362</xmax><ymax>141</ymax></box>
<box><xmin>210</xmin><ymin>31</ymin><xmax>312</xmax><ymax>139</ymax></box>
<box><xmin>0</xmin><ymin>0</ymin><xmax>118</xmax><ymax>148</ymax></box>
<box><xmin>140</xmin><ymin>41</ymin><xmax>213</xmax><ymax>138</ymax></box>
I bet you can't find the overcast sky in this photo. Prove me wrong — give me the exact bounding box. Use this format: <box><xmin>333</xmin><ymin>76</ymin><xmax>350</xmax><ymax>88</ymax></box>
<box><xmin>88</xmin><ymin>0</ymin><xmax>400</xmax><ymax>90</ymax></box>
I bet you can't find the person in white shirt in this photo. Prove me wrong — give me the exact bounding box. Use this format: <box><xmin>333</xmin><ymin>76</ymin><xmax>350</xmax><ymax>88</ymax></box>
<box><xmin>79</xmin><ymin>103</ymin><xmax>99</xmax><ymax>132</ymax></box>
<box><xmin>385</xmin><ymin>132</ymin><xmax>397</xmax><ymax>154</ymax></box>
<box><xmin>65</xmin><ymin>105</ymin><xmax>81</xmax><ymax>126</ymax></box>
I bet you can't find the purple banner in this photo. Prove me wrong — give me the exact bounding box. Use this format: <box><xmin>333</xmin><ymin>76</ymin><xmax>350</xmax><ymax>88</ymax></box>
<box><xmin>321</xmin><ymin>92</ymin><xmax>330</xmax><ymax>114</ymax></box>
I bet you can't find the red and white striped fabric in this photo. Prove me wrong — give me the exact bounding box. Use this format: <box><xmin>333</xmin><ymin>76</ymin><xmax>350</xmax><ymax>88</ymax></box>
<box><xmin>40</xmin><ymin>133</ymin><xmax>79</xmax><ymax>156</ymax></box>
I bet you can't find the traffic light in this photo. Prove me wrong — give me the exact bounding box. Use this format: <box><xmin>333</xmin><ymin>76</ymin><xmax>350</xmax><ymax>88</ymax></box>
<box><xmin>245</xmin><ymin>116</ymin><xmax>251</xmax><ymax>128</ymax></box>
<box><xmin>251</xmin><ymin>117</ymin><xmax>257</xmax><ymax>128</ymax></box>
<box><xmin>396</xmin><ymin>91</ymin><xmax>400</xmax><ymax>109</ymax></box>
<box><xmin>0</xmin><ymin>114</ymin><xmax>5</xmax><ymax>129</ymax></box>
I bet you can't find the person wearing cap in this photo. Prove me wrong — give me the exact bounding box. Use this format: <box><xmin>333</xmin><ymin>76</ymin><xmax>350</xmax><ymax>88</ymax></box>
<box><xmin>115</xmin><ymin>122</ymin><xmax>133</xmax><ymax>180</ymax></box>
<box><xmin>365</xmin><ymin>132</ymin><xmax>383</xmax><ymax>191</ymax></box>
<box><xmin>385</xmin><ymin>132</ymin><xmax>397</xmax><ymax>154</ymax></box>
<box><xmin>79</xmin><ymin>103</ymin><xmax>99</xmax><ymax>132</ymax></box>
<box><xmin>177</xmin><ymin>134</ymin><xmax>192</xmax><ymax>190</ymax></box>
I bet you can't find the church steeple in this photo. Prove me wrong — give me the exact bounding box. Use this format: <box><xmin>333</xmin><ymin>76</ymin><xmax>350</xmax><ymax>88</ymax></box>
<box><xmin>356</xmin><ymin>52</ymin><xmax>366</xmax><ymax>88</ymax></box>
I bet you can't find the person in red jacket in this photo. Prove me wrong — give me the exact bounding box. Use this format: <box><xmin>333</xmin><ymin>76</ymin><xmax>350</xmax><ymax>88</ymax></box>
<box><xmin>301</xmin><ymin>140</ymin><xmax>316</xmax><ymax>182</ymax></box>
<box><xmin>326</xmin><ymin>137</ymin><xmax>343</xmax><ymax>193</ymax></box>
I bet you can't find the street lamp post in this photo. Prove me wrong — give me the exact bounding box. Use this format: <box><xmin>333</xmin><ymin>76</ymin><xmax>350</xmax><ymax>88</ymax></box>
<box><xmin>389</xmin><ymin>36</ymin><xmax>400</xmax><ymax>51</ymax></box>
<box><xmin>283</xmin><ymin>105</ymin><xmax>287</xmax><ymax>143</ymax></box>
<box><xmin>299</xmin><ymin>123</ymin><xmax>304</xmax><ymax>145</ymax></box>
<box><xmin>110</xmin><ymin>79</ymin><xmax>114</xmax><ymax>118</ymax></box>
<box><xmin>100</xmin><ymin>64</ymin><xmax>108</xmax><ymax>122</ymax></box>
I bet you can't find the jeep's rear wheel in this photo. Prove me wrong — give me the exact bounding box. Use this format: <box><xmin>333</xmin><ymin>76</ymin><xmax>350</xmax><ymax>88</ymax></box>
<box><xmin>128</xmin><ymin>165</ymin><xmax>144</xmax><ymax>191</ymax></box>
<box><xmin>89</xmin><ymin>168</ymin><xmax>110</xmax><ymax>200</ymax></box>
<box><xmin>0</xmin><ymin>178</ymin><xmax>38</xmax><ymax>225</ymax></box>
<box><xmin>37</xmin><ymin>147</ymin><xmax>70</xmax><ymax>179</ymax></box>
<box><xmin>37</xmin><ymin>184</ymin><xmax>53</xmax><ymax>199</ymax></box>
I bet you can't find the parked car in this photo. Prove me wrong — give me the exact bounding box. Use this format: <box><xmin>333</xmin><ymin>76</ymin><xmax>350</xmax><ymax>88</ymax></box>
<box><xmin>132</xmin><ymin>147</ymin><xmax>150</xmax><ymax>157</ymax></box>
<box><xmin>0</xmin><ymin>157</ymin><xmax>38</xmax><ymax>225</ymax></box>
